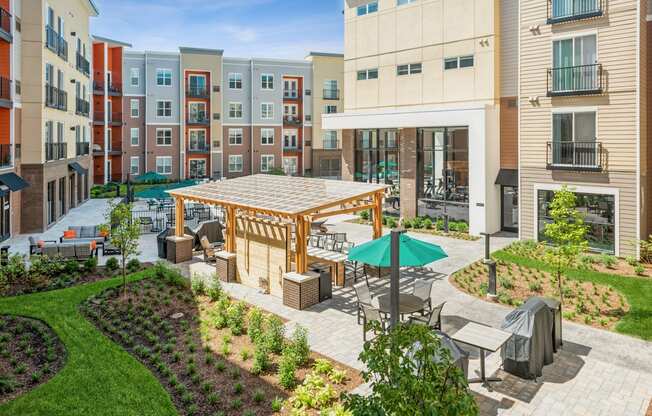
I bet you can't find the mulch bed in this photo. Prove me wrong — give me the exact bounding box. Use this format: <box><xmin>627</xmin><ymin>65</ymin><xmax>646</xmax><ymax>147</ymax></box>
<box><xmin>0</xmin><ymin>315</ymin><xmax>66</xmax><ymax>404</ymax></box>
<box><xmin>81</xmin><ymin>278</ymin><xmax>362</xmax><ymax>416</ymax></box>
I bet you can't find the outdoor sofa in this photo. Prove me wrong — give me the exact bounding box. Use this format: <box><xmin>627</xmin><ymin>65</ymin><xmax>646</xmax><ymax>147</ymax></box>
<box><xmin>60</xmin><ymin>225</ymin><xmax>107</xmax><ymax>245</ymax></box>
<box><xmin>29</xmin><ymin>237</ymin><xmax>97</xmax><ymax>260</ymax></box>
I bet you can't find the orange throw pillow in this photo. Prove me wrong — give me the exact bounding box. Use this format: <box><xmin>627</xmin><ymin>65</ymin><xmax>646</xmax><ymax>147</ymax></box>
<box><xmin>63</xmin><ymin>230</ymin><xmax>76</xmax><ymax>239</ymax></box>
<box><xmin>90</xmin><ymin>241</ymin><xmax>97</xmax><ymax>250</ymax></box>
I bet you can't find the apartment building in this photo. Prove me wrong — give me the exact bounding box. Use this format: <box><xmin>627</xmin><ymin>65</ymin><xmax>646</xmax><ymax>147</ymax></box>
<box><xmin>323</xmin><ymin>0</ymin><xmax>514</xmax><ymax>237</ymax></box>
<box><xmin>92</xmin><ymin>35</ymin><xmax>131</xmax><ymax>184</ymax></box>
<box><xmin>19</xmin><ymin>0</ymin><xmax>97</xmax><ymax>233</ymax></box>
<box><xmin>306</xmin><ymin>52</ymin><xmax>345</xmax><ymax>180</ymax></box>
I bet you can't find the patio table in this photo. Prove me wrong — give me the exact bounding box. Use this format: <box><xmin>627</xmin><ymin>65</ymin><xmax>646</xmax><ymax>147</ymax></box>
<box><xmin>376</xmin><ymin>293</ymin><xmax>423</xmax><ymax>316</ymax></box>
<box><xmin>451</xmin><ymin>322</ymin><xmax>513</xmax><ymax>388</ymax></box>
<box><xmin>306</xmin><ymin>247</ymin><xmax>347</xmax><ymax>286</ymax></box>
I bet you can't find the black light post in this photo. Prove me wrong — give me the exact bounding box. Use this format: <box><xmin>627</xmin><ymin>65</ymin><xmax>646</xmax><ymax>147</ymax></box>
<box><xmin>389</xmin><ymin>228</ymin><xmax>404</xmax><ymax>328</ymax></box>
<box><xmin>481</xmin><ymin>232</ymin><xmax>497</xmax><ymax>300</ymax></box>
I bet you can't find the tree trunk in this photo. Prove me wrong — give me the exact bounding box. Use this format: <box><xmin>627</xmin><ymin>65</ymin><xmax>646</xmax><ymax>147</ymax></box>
<box><xmin>122</xmin><ymin>257</ymin><xmax>127</xmax><ymax>299</ymax></box>
<box><xmin>557</xmin><ymin>270</ymin><xmax>564</xmax><ymax>309</ymax></box>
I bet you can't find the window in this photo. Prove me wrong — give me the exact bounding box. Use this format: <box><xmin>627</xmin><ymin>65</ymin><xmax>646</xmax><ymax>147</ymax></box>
<box><xmin>283</xmin><ymin>130</ymin><xmax>298</xmax><ymax>149</ymax></box>
<box><xmin>189</xmin><ymin>130</ymin><xmax>207</xmax><ymax>151</ymax></box>
<box><xmin>156</xmin><ymin>100</ymin><xmax>172</xmax><ymax>117</ymax></box>
<box><xmin>261</xmin><ymin>128</ymin><xmax>275</xmax><ymax>145</ymax></box>
<box><xmin>229</xmin><ymin>128</ymin><xmax>243</xmax><ymax>145</ymax></box>
<box><xmin>130</xmin><ymin>68</ymin><xmax>140</xmax><ymax>87</ymax></box>
<box><xmin>130</xmin><ymin>99</ymin><xmax>139</xmax><ymax>118</ymax></box>
<box><xmin>357</xmin><ymin>1</ymin><xmax>378</xmax><ymax>16</ymax></box>
<box><xmin>551</xmin><ymin>111</ymin><xmax>598</xmax><ymax>166</ymax></box>
<box><xmin>444</xmin><ymin>58</ymin><xmax>459</xmax><ymax>70</ymax></box>
<box><xmin>445</xmin><ymin>56</ymin><xmax>474</xmax><ymax>70</ymax></box>
<box><xmin>283</xmin><ymin>79</ymin><xmax>299</xmax><ymax>98</ymax></box>
<box><xmin>319</xmin><ymin>158</ymin><xmax>341</xmax><ymax>180</ymax></box>
<box><xmin>357</xmin><ymin>68</ymin><xmax>378</xmax><ymax>81</ymax></box>
<box><xmin>261</xmin><ymin>155</ymin><xmax>275</xmax><ymax>172</ymax></box>
<box><xmin>552</xmin><ymin>34</ymin><xmax>598</xmax><ymax>92</ymax></box>
<box><xmin>156</xmin><ymin>129</ymin><xmax>172</xmax><ymax>146</ymax></box>
<box><xmin>397</xmin><ymin>63</ymin><xmax>422</xmax><ymax>76</ymax></box>
<box><xmin>156</xmin><ymin>69</ymin><xmax>172</xmax><ymax>86</ymax></box>
<box><xmin>130</xmin><ymin>157</ymin><xmax>139</xmax><ymax>175</ymax></box>
<box><xmin>324</xmin><ymin>105</ymin><xmax>337</xmax><ymax>114</ymax></box>
<box><xmin>459</xmin><ymin>56</ymin><xmax>474</xmax><ymax>68</ymax></box>
<box><xmin>284</xmin><ymin>104</ymin><xmax>298</xmax><ymax>116</ymax></box>
<box><xmin>229</xmin><ymin>155</ymin><xmax>243</xmax><ymax>173</ymax></box>
<box><xmin>355</xmin><ymin>129</ymin><xmax>401</xmax><ymax>186</ymax></box>
<box><xmin>229</xmin><ymin>102</ymin><xmax>243</xmax><ymax>119</ymax></box>
<box><xmin>188</xmin><ymin>75</ymin><xmax>206</xmax><ymax>96</ymax></box>
<box><xmin>397</xmin><ymin>0</ymin><xmax>416</xmax><ymax>5</ymax></box>
<box><xmin>261</xmin><ymin>74</ymin><xmax>274</xmax><ymax>90</ymax></box>
<box><xmin>283</xmin><ymin>157</ymin><xmax>298</xmax><ymax>176</ymax></box>
<box><xmin>188</xmin><ymin>102</ymin><xmax>207</xmax><ymax>122</ymax></box>
<box><xmin>130</xmin><ymin>128</ymin><xmax>139</xmax><ymax>146</ymax></box>
<box><xmin>189</xmin><ymin>159</ymin><xmax>207</xmax><ymax>178</ymax></box>
<box><xmin>323</xmin><ymin>80</ymin><xmax>338</xmax><ymax>99</ymax></box>
<box><xmin>156</xmin><ymin>157</ymin><xmax>172</xmax><ymax>175</ymax></box>
<box><xmin>323</xmin><ymin>131</ymin><xmax>338</xmax><ymax>149</ymax></box>
<box><xmin>228</xmin><ymin>73</ymin><xmax>242</xmax><ymax>89</ymax></box>
<box><xmin>261</xmin><ymin>103</ymin><xmax>274</xmax><ymax>120</ymax></box>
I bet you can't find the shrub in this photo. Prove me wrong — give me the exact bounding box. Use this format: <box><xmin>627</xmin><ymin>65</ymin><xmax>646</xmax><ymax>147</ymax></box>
<box><xmin>278</xmin><ymin>351</ymin><xmax>297</xmax><ymax>389</ymax></box>
<box><xmin>206</xmin><ymin>278</ymin><xmax>222</xmax><ymax>301</ymax></box>
<box><xmin>83</xmin><ymin>256</ymin><xmax>98</xmax><ymax>274</ymax></box>
<box><xmin>226</xmin><ymin>301</ymin><xmax>247</xmax><ymax>335</ymax></box>
<box><xmin>359</xmin><ymin>210</ymin><xmax>370</xmax><ymax>221</ymax></box>
<box><xmin>253</xmin><ymin>390</ymin><xmax>265</xmax><ymax>404</ymax></box>
<box><xmin>271</xmin><ymin>397</ymin><xmax>284</xmax><ymax>412</ymax></box>
<box><xmin>498</xmin><ymin>276</ymin><xmax>514</xmax><ymax>290</ymax></box>
<box><xmin>233</xmin><ymin>382</ymin><xmax>243</xmax><ymax>395</ymax></box>
<box><xmin>240</xmin><ymin>349</ymin><xmax>251</xmax><ymax>361</ymax></box>
<box><xmin>0</xmin><ymin>255</ymin><xmax>27</xmax><ymax>284</ymax></box>
<box><xmin>105</xmin><ymin>257</ymin><xmax>119</xmax><ymax>273</ymax></box>
<box><xmin>214</xmin><ymin>296</ymin><xmax>230</xmax><ymax>329</ymax></box>
<box><xmin>600</xmin><ymin>254</ymin><xmax>617</xmax><ymax>269</ymax></box>
<box><xmin>287</xmin><ymin>325</ymin><xmax>310</xmax><ymax>366</ymax></box>
<box><xmin>126</xmin><ymin>258</ymin><xmax>141</xmax><ymax>273</ymax></box>
<box><xmin>528</xmin><ymin>281</ymin><xmax>542</xmax><ymax>292</ymax></box>
<box><xmin>247</xmin><ymin>307</ymin><xmax>264</xmax><ymax>343</ymax></box>
<box><xmin>152</xmin><ymin>262</ymin><xmax>188</xmax><ymax>288</ymax></box>
<box><xmin>265</xmin><ymin>315</ymin><xmax>285</xmax><ymax>354</ymax></box>
<box><xmin>0</xmin><ymin>375</ymin><xmax>18</xmax><ymax>393</ymax></box>
<box><xmin>251</xmin><ymin>343</ymin><xmax>270</xmax><ymax>375</ymax></box>
<box><xmin>313</xmin><ymin>358</ymin><xmax>333</xmax><ymax>375</ymax></box>
<box><xmin>329</xmin><ymin>369</ymin><xmax>347</xmax><ymax>384</ymax></box>
<box><xmin>422</xmin><ymin>218</ymin><xmax>433</xmax><ymax>230</ymax></box>
<box><xmin>191</xmin><ymin>277</ymin><xmax>206</xmax><ymax>295</ymax></box>
<box><xmin>386</xmin><ymin>217</ymin><xmax>398</xmax><ymax>229</ymax></box>
<box><xmin>634</xmin><ymin>265</ymin><xmax>646</xmax><ymax>276</ymax></box>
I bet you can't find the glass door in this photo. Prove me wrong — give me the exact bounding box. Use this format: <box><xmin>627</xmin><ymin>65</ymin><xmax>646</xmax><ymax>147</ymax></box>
<box><xmin>501</xmin><ymin>186</ymin><xmax>519</xmax><ymax>232</ymax></box>
<box><xmin>0</xmin><ymin>195</ymin><xmax>9</xmax><ymax>241</ymax></box>
<box><xmin>189</xmin><ymin>75</ymin><xmax>206</xmax><ymax>96</ymax></box>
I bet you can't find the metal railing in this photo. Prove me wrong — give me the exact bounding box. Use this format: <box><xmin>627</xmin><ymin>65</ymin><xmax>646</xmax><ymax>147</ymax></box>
<box><xmin>76</xmin><ymin>53</ymin><xmax>90</xmax><ymax>76</ymax></box>
<box><xmin>547</xmin><ymin>0</ymin><xmax>603</xmax><ymax>24</ymax></box>
<box><xmin>546</xmin><ymin>141</ymin><xmax>603</xmax><ymax>171</ymax></box>
<box><xmin>283</xmin><ymin>115</ymin><xmax>302</xmax><ymax>126</ymax></box>
<box><xmin>45</xmin><ymin>142</ymin><xmax>67</xmax><ymax>161</ymax></box>
<box><xmin>45</xmin><ymin>84</ymin><xmax>67</xmax><ymax>111</ymax></box>
<box><xmin>323</xmin><ymin>138</ymin><xmax>339</xmax><ymax>150</ymax></box>
<box><xmin>283</xmin><ymin>90</ymin><xmax>301</xmax><ymax>100</ymax></box>
<box><xmin>547</xmin><ymin>63</ymin><xmax>602</xmax><ymax>96</ymax></box>
<box><xmin>0</xmin><ymin>7</ymin><xmax>11</xmax><ymax>37</ymax></box>
<box><xmin>93</xmin><ymin>81</ymin><xmax>122</xmax><ymax>95</ymax></box>
<box><xmin>76</xmin><ymin>141</ymin><xmax>90</xmax><ymax>156</ymax></box>
<box><xmin>186</xmin><ymin>86</ymin><xmax>209</xmax><ymax>98</ymax></box>
<box><xmin>188</xmin><ymin>144</ymin><xmax>210</xmax><ymax>153</ymax></box>
<box><xmin>131</xmin><ymin>204</ymin><xmax>222</xmax><ymax>234</ymax></box>
<box><xmin>75</xmin><ymin>98</ymin><xmax>90</xmax><ymax>116</ymax></box>
<box><xmin>187</xmin><ymin>112</ymin><xmax>210</xmax><ymax>125</ymax></box>
<box><xmin>93</xmin><ymin>111</ymin><xmax>122</xmax><ymax>124</ymax></box>
<box><xmin>0</xmin><ymin>77</ymin><xmax>10</xmax><ymax>101</ymax></box>
<box><xmin>323</xmin><ymin>89</ymin><xmax>340</xmax><ymax>100</ymax></box>
<box><xmin>0</xmin><ymin>144</ymin><xmax>11</xmax><ymax>168</ymax></box>
<box><xmin>45</xmin><ymin>25</ymin><xmax>57</xmax><ymax>52</ymax></box>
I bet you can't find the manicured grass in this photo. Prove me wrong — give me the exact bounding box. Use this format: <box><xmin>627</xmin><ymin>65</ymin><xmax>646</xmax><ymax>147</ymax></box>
<box><xmin>0</xmin><ymin>272</ymin><xmax>177</xmax><ymax>416</ymax></box>
<box><xmin>494</xmin><ymin>250</ymin><xmax>652</xmax><ymax>341</ymax></box>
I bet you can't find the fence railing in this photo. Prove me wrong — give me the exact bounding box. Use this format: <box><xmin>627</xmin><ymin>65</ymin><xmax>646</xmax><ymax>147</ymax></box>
<box><xmin>547</xmin><ymin>0</ymin><xmax>603</xmax><ymax>24</ymax></box>
<box><xmin>45</xmin><ymin>142</ymin><xmax>67</xmax><ymax>161</ymax></box>
<box><xmin>131</xmin><ymin>204</ymin><xmax>222</xmax><ymax>234</ymax></box>
<box><xmin>546</xmin><ymin>140</ymin><xmax>603</xmax><ymax>171</ymax></box>
<box><xmin>547</xmin><ymin>63</ymin><xmax>603</xmax><ymax>96</ymax></box>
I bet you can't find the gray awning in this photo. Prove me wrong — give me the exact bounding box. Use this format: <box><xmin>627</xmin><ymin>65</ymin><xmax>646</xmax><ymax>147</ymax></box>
<box><xmin>69</xmin><ymin>162</ymin><xmax>88</xmax><ymax>175</ymax></box>
<box><xmin>0</xmin><ymin>172</ymin><xmax>30</xmax><ymax>192</ymax></box>
<box><xmin>495</xmin><ymin>169</ymin><xmax>518</xmax><ymax>187</ymax></box>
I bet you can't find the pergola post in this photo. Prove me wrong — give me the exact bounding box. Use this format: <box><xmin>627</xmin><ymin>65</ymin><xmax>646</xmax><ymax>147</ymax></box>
<box><xmin>226</xmin><ymin>206</ymin><xmax>236</xmax><ymax>253</ymax></box>
<box><xmin>372</xmin><ymin>192</ymin><xmax>383</xmax><ymax>239</ymax></box>
<box><xmin>175</xmin><ymin>197</ymin><xmax>185</xmax><ymax>237</ymax></box>
<box><xmin>295</xmin><ymin>215</ymin><xmax>307</xmax><ymax>273</ymax></box>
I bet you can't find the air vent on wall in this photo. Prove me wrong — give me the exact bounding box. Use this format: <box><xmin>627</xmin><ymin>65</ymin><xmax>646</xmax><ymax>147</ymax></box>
<box><xmin>213</xmin><ymin>113</ymin><xmax>221</xmax><ymax>121</ymax></box>
<box><xmin>305</xmin><ymin>89</ymin><xmax>312</xmax><ymax>96</ymax></box>
<box><xmin>213</xmin><ymin>85</ymin><xmax>220</xmax><ymax>93</ymax></box>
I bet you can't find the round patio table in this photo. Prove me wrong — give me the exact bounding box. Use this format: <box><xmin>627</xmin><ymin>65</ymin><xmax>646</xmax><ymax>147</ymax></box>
<box><xmin>376</xmin><ymin>293</ymin><xmax>424</xmax><ymax>315</ymax></box>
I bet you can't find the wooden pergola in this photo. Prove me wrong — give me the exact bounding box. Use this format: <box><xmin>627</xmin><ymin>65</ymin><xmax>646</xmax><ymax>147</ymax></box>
<box><xmin>167</xmin><ymin>174</ymin><xmax>387</xmax><ymax>273</ymax></box>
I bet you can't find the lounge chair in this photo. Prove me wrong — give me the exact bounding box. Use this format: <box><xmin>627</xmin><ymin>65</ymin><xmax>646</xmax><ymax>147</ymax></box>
<box><xmin>412</xmin><ymin>278</ymin><xmax>434</xmax><ymax>314</ymax></box>
<box><xmin>354</xmin><ymin>282</ymin><xmax>375</xmax><ymax>325</ymax></box>
<box><xmin>200</xmin><ymin>236</ymin><xmax>222</xmax><ymax>263</ymax></box>
<box><xmin>29</xmin><ymin>236</ymin><xmax>56</xmax><ymax>255</ymax></box>
<box><xmin>409</xmin><ymin>302</ymin><xmax>446</xmax><ymax>330</ymax></box>
<box><xmin>361</xmin><ymin>305</ymin><xmax>387</xmax><ymax>341</ymax></box>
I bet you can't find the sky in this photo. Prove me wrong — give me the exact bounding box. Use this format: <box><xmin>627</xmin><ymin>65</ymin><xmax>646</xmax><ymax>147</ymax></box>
<box><xmin>91</xmin><ymin>0</ymin><xmax>345</xmax><ymax>59</ymax></box>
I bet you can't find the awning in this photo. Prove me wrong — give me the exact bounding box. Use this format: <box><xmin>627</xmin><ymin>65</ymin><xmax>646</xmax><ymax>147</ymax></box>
<box><xmin>0</xmin><ymin>172</ymin><xmax>30</xmax><ymax>192</ymax></box>
<box><xmin>69</xmin><ymin>162</ymin><xmax>88</xmax><ymax>175</ymax></box>
<box><xmin>495</xmin><ymin>169</ymin><xmax>518</xmax><ymax>187</ymax></box>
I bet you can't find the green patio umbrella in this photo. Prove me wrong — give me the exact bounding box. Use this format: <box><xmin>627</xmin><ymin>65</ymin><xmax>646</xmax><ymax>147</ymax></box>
<box><xmin>135</xmin><ymin>186</ymin><xmax>170</xmax><ymax>200</ymax></box>
<box><xmin>134</xmin><ymin>171</ymin><xmax>167</xmax><ymax>183</ymax></box>
<box><xmin>348</xmin><ymin>233</ymin><xmax>447</xmax><ymax>268</ymax></box>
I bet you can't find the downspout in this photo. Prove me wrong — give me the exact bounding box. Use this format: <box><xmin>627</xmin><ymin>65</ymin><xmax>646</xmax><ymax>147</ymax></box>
<box><xmin>179</xmin><ymin>54</ymin><xmax>184</xmax><ymax>180</ymax></box>
<box><xmin>144</xmin><ymin>52</ymin><xmax>148</xmax><ymax>173</ymax></box>
<box><xmin>103</xmin><ymin>43</ymin><xmax>109</xmax><ymax>184</ymax></box>
<box><xmin>250</xmin><ymin>60</ymin><xmax>254</xmax><ymax>175</ymax></box>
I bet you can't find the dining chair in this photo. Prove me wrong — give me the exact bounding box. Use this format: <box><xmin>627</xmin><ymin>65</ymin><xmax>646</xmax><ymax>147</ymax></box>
<box><xmin>361</xmin><ymin>305</ymin><xmax>386</xmax><ymax>341</ymax></box>
<box><xmin>412</xmin><ymin>278</ymin><xmax>434</xmax><ymax>314</ymax></box>
<box><xmin>332</xmin><ymin>240</ymin><xmax>344</xmax><ymax>253</ymax></box>
<box><xmin>324</xmin><ymin>238</ymin><xmax>336</xmax><ymax>251</ymax></box>
<box><xmin>342</xmin><ymin>242</ymin><xmax>363</xmax><ymax>284</ymax></box>
<box><xmin>333</xmin><ymin>232</ymin><xmax>347</xmax><ymax>242</ymax></box>
<box><xmin>408</xmin><ymin>302</ymin><xmax>445</xmax><ymax>330</ymax></box>
<box><xmin>309</xmin><ymin>234</ymin><xmax>321</xmax><ymax>248</ymax></box>
<box><xmin>354</xmin><ymin>282</ymin><xmax>374</xmax><ymax>325</ymax></box>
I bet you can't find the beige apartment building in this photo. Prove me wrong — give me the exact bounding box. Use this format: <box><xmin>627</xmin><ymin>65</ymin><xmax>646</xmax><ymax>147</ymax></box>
<box><xmin>20</xmin><ymin>0</ymin><xmax>96</xmax><ymax>232</ymax></box>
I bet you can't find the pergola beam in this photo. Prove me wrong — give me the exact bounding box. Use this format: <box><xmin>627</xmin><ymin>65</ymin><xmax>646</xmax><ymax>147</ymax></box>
<box><xmin>175</xmin><ymin>197</ymin><xmax>185</xmax><ymax>237</ymax></box>
<box><xmin>226</xmin><ymin>206</ymin><xmax>236</xmax><ymax>253</ymax></box>
<box><xmin>372</xmin><ymin>192</ymin><xmax>383</xmax><ymax>239</ymax></box>
<box><xmin>310</xmin><ymin>202</ymin><xmax>377</xmax><ymax>221</ymax></box>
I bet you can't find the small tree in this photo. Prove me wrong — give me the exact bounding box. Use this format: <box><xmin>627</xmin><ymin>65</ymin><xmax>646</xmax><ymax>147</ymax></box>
<box><xmin>344</xmin><ymin>324</ymin><xmax>478</xmax><ymax>416</ymax></box>
<box><xmin>105</xmin><ymin>201</ymin><xmax>141</xmax><ymax>298</ymax></box>
<box><xmin>543</xmin><ymin>186</ymin><xmax>588</xmax><ymax>307</ymax></box>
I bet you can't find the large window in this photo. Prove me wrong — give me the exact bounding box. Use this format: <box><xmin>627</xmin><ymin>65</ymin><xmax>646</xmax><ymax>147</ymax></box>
<box><xmin>261</xmin><ymin>74</ymin><xmax>274</xmax><ymax>90</ymax></box>
<box><xmin>229</xmin><ymin>155</ymin><xmax>243</xmax><ymax>173</ymax></box>
<box><xmin>130</xmin><ymin>99</ymin><xmax>139</xmax><ymax>118</ymax></box>
<box><xmin>552</xmin><ymin>34</ymin><xmax>597</xmax><ymax>92</ymax></box>
<box><xmin>188</xmin><ymin>102</ymin><xmax>207</xmax><ymax>122</ymax></box>
<box><xmin>261</xmin><ymin>103</ymin><xmax>274</xmax><ymax>120</ymax></box>
<box><xmin>130</xmin><ymin>68</ymin><xmax>139</xmax><ymax>87</ymax></box>
<box><xmin>319</xmin><ymin>159</ymin><xmax>341</xmax><ymax>180</ymax></box>
<box><xmin>354</xmin><ymin>129</ymin><xmax>399</xmax><ymax>185</ymax></box>
<box><xmin>357</xmin><ymin>1</ymin><xmax>378</xmax><ymax>16</ymax></box>
<box><xmin>0</xmin><ymin>194</ymin><xmax>10</xmax><ymax>242</ymax></box>
<box><xmin>283</xmin><ymin>157</ymin><xmax>298</xmax><ymax>176</ymax></box>
<box><xmin>156</xmin><ymin>69</ymin><xmax>172</xmax><ymax>86</ymax></box>
<box><xmin>130</xmin><ymin>128</ymin><xmax>139</xmax><ymax>146</ymax></box>
<box><xmin>261</xmin><ymin>155</ymin><xmax>274</xmax><ymax>172</ymax></box>
<box><xmin>537</xmin><ymin>189</ymin><xmax>615</xmax><ymax>254</ymax></box>
<box><xmin>552</xmin><ymin>111</ymin><xmax>597</xmax><ymax>167</ymax></box>
<box><xmin>261</xmin><ymin>128</ymin><xmax>274</xmax><ymax>145</ymax></box>
<box><xmin>156</xmin><ymin>157</ymin><xmax>172</xmax><ymax>175</ymax></box>
<box><xmin>228</xmin><ymin>73</ymin><xmax>242</xmax><ymax>89</ymax></box>
<box><xmin>417</xmin><ymin>127</ymin><xmax>469</xmax><ymax>222</ymax></box>
<box><xmin>283</xmin><ymin>130</ymin><xmax>298</xmax><ymax>149</ymax></box>
<box><xmin>229</xmin><ymin>102</ymin><xmax>243</xmax><ymax>119</ymax></box>
<box><xmin>189</xmin><ymin>159</ymin><xmax>207</xmax><ymax>178</ymax></box>
<box><xmin>156</xmin><ymin>128</ymin><xmax>172</xmax><ymax>146</ymax></box>
<box><xmin>189</xmin><ymin>130</ymin><xmax>207</xmax><ymax>151</ymax></box>
<box><xmin>229</xmin><ymin>128</ymin><xmax>243</xmax><ymax>145</ymax></box>
<box><xmin>156</xmin><ymin>100</ymin><xmax>172</xmax><ymax>117</ymax></box>
<box><xmin>323</xmin><ymin>131</ymin><xmax>338</xmax><ymax>149</ymax></box>
<box><xmin>130</xmin><ymin>157</ymin><xmax>139</xmax><ymax>175</ymax></box>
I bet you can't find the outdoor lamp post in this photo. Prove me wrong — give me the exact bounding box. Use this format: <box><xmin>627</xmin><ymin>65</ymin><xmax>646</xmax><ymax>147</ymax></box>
<box><xmin>481</xmin><ymin>233</ymin><xmax>497</xmax><ymax>300</ymax></box>
<box><xmin>389</xmin><ymin>228</ymin><xmax>405</xmax><ymax>328</ymax></box>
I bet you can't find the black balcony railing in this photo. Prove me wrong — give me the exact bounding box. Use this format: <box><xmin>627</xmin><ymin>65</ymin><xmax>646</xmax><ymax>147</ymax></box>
<box><xmin>75</xmin><ymin>98</ymin><xmax>90</xmax><ymax>116</ymax></box>
<box><xmin>94</xmin><ymin>111</ymin><xmax>122</xmax><ymax>124</ymax></box>
<box><xmin>187</xmin><ymin>112</ymin><xmax>210</xmax><ymax>125</ymax></box>
<box><xmin>93</xmin><ymin>81</ymin><xmax>122</xmax><ymax>95</ymax></box>
<box><xmin>323</xmin><ymin>89</ymin><xmax>340</xmax><ymax>100</ymax></box>
<box><xmin>45</xmin><ymin>26</ymin><xmax>67</xmax><ymax>60</ymax></box>
<box><xmin>0</xmin><ymin>77</ymin><xmax>10</xmax><ymax>101</ymax></box>
<box><xmin>0</xmin><ymin>144</ymin><xmax>12</xmax><ymax>168</ymax></box>
<box><xmin>0</xmin><ymin>7</ymin><xmax>11</xmax><ymax>40</ymax></box>
<box><xmin>547</xmin><ymin>63</ymin><xmax>602</xmax><ymax>96</ymax></box>
<box><xmin>45</xmin><ymin>142</ymin><xmax>67</xmax><ymax>161</ymax></box>
<box><xmin>187</xmin><ymin>86</ymin><xmax>209</xmax><ymax>98</ymax></box>
<box><xmin>284</xmin><ymin>115</ymin><xmax>302</xmax><ymax>126</ymax></box>
<box><xmin>188</xmin><ymin>144</ymin><xmax>210</xmax><ymax>153</ymax></box>
<box><xmin>45</xmin><ymin>84</ymin><xmax>67</xmax><ymax>111</ymax></box>
<box><xmin>76</xmin><ymin>53</ymin><xmax>90</xmax><ymax>76</ymax></box>
<box><xmin>76</xmin><ymin>141</ymin><xmax>90</xmax><ymax>156</ymax></box>
<box><xmin>547</xmin><ymin>0</ymin><xmax>603</xmax><ymax>24</ymax></box>
<box><xmin>284</xmin><ymin>90</ymin><xmax>301</xmax><ymax>100</ymax></box>
<box><xmin>546</xmin><ymin>141</ymin><xmax>603</xmax><ymax>171</ymax></box>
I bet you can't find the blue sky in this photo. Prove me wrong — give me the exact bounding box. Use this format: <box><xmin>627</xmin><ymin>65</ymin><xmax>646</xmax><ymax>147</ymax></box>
<box><xmin>91</xmin><ymin>0</ymin><xmax>345</xmax><ymax>59</ymax></box>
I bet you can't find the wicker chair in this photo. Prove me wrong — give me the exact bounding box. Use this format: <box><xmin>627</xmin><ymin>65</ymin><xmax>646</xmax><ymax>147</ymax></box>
<box><xmin>200</xmin><ymin>236</ymin><xmax>219</xmax><ymax>263</ymax></box>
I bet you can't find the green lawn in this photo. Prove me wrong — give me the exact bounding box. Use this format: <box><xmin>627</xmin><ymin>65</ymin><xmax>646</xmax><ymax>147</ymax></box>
<box><xmin>0</xmin><ymin>272</ymin><xmax>177</xmax><ymax>416</ymax></box>
<box><xmin>494</xmin><ymin>250</ymin><xmax>652</xmax><ymax>341</ymax></box>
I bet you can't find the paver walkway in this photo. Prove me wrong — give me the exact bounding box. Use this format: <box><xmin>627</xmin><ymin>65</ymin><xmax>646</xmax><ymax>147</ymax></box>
<box><xmin>186</xmin><ymin>218</ymin><xmax>652</xmax><ymax>416</ymax></box>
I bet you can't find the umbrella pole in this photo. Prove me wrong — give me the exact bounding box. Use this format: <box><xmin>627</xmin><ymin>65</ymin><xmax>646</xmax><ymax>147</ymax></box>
<box><xmin>389</xmin><ymin>228</ymin><xmax>404</xmax><ymax>329</ymax></box>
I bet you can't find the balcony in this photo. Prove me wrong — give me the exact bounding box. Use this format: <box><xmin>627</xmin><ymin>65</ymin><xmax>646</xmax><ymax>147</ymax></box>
<box><xmin>547</xmin><ymin>0</ymin><xmax>603</xmax><ymax>24</ymax></box>
<box><xmin>75</xmin><ymin>98</ymin><xmax>90</xmax><ymax>117</ymax></box>
<box><xmin>0</xmin><ymin>144</ymin><xmax>12</xmax><ymax>168</ymax></box>
<box><xmin>283</xmin><ymin>115</ymin><xmax>302</xmax><ymax>126</ymax></box>
<box><xmin>0</xmin><ymin>7</ymin><xmax>11</xmax><ymax>43</ymax></box>
<box><xmin>93</xmin><ymin>112</ymin><xmax>123</xmax><ymax>126</ymax></box>
<box><xmin>0</xmin><ymin>76</ymin><xmax>11</xmax><ymax>107</ymax></box>
<box><xmin>45</xmin><ymin>142</ymin><xmax>67</xmax><ymax>162</ymax></box>
<box><xmin>45</xmin><ymin>26</ymin><xmax>67</xmax><ymax>61</ymax></box>
<box><xmin>547</xmin><ymin>64</ymin><xmax>603</xmax><ymax>97</ymax></box>
<box><xmin>187</xmin><ymin>112</ymin><xmax>210</xmax><ymax>126</ymax></box>
<box><xmin>45</xmin><ymin>85</ymin><xmax>67</xmax><ymax>111</ymax></box>
<box><xmin>187</xmin><ymin>86</ymin><xmax>209</xmax><ymax>99</ymax></box>
<box><xmin>188</xmin><ymin>144</ymin><xmax>210</xmax><ymax>154</ymax></box>
<box><xmin>323</xmin><ymin>89</ymin><xmax>340</xmax><ymax>100</ymax></box>
<box><xmin>93</xmin><ymin>81</ymin><xmax>122</xmax><ymax>96</ymax></box>
<box><xmin>323</xmin><ymin>138</ymin><xmax>339</xmax><ymax>150</ymax></box>
<box><xmin>546</xmin><ymin>141</ymin><xmax>604</xmax><ymax>171</ymax></box>
<box><xmin>76</xmin><ymin>53</ymin><xmax>90</xmax><ymax>77</ymax></box>
<box><xmin>283</xmin><ymin>90</ymin><xmax>301</xmax><ymax>100</ymax></box>
<box><xmin>76</xmin><ymin>141</ymin><xmax>90</xmax><ymax>156</ymax></box>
